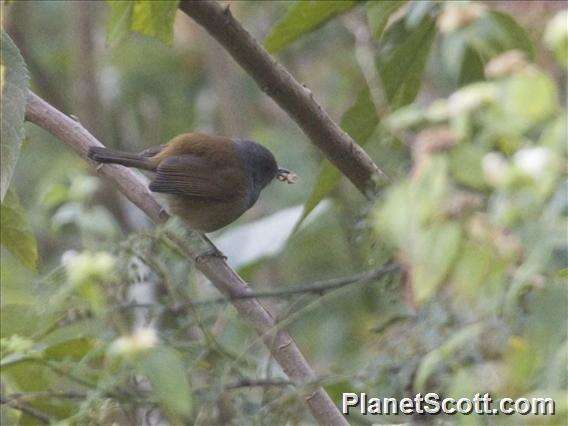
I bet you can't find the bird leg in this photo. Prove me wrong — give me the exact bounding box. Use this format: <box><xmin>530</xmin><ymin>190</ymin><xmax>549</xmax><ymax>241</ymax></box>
<box><xmin>195</xmin><ymin>235</ymin><xmax>227</xmax><ymax>263</ymax></box>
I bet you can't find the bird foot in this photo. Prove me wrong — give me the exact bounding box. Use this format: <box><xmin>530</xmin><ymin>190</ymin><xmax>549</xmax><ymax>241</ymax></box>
<box><xmin>158</xmin><ymin>207</ymin><xmax>169</xmax><ymax>221</ymax></box>
<box><xmin>195</xmin><ymin>247</ymin><xmax>227</xmax><ymax>263</ymax></box>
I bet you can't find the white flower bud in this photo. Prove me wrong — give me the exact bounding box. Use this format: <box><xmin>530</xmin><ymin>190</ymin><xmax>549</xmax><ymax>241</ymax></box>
<box><xmin>65</xmin><ymin>251</ymin><xmax>116</xmax><ymax>286</ymax></box>
<box><xmin>109</xmin><ymin>327</ymin><xmax>158</xmax><ymax>356</ymax></box>
<box><xmin>447</xmin><ymin>83</ymin><xmax>496</xmax><ymax>116</ymax></box>
<box><xmin>513</xmin><ymin>147</ymin><xmax>552</xmax><ymax>179</ymax></box>
<box><xmin>544</xmin><ymin>10</ymin><xmax>568</xmax><ymax>68</ymax></box>
<box><xmin>437</xmin><ymin>3</ymin><xmax>487</xmax><ymax>33</ymax></box>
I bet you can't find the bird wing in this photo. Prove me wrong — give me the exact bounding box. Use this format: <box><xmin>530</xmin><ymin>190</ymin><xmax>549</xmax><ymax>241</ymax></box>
<box><xmin>149</xmin><ymin>154</ymin><xmax>247</xmax><ymax>202</ymax></box>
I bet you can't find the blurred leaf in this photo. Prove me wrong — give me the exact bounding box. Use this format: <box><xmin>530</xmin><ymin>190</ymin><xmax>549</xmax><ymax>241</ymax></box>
<box><xmin>411</xmin><ymin>222</ymin><xmax>462</xmax><ymax>304</ymax></box>
<box><xmin>449</xmin><ymin>143</ymin><xmax>487</xmax><ymax>190</ymax></box>
<box><xmin>0</xmin><ymin>189</ymin><xmax>37</xmax><ymax>270</ymax></box>
<box><xmin>376</xmin><ymin>156</ymin><xmax>450</xmax><ymax>248</ymax></box>
<box><xmin>136</xmin><ymin>346</ymin><xmax>192</xmax><ymax>418</ymax></box>
<box><xmin>0</xmin><ymin>305</ymin><xmax>43</xmax><ymax>339</ymax></box>
<box><xmin>294</xmin><ymin>89</ymin><xmax>378</xmax><ymax>230</ymax></box>
<box><xmin>107</xmin><ymin>0</ymin><xmax>180</xmax><ymax>45</ymax></box>
<box><xmin>106</xmin><ymin>1</ymin><xmax>134</xmax><ymax>44</ymax></box>
<box><xmin>216</xmin><ymin>202</ymin><xmax>329</xmax><ymax>270</ymax></box>
<box><xmin>43</xmin><ymin>337</ymin><xmax>94</xmax><ymax>361</ymax></box>
<box><xmin>441</xmin><ymin>10</ymin><xmax>535</xmax><ymax>87</ymax></box>
<box><xmin>376</xmin><ymin>12</ymin><xmax>437</xmax><ymax>109</ymax></box>
<box><xmin>499</xmin><ymin>71</ymin><xmax>557</xmax><ymax>129</ymax></box>
<box><xmin>458</xmin><ymin>45</ymin><xmax>484</xmax><ymax>86</ymax></box>
<box><xmin>451</xmin><ymin>240</ymin><xmax>499</xmax><ymax>300</ymax></box>
<box><xmin>366</xmin><ymin>0</ymin><xmax>407</xmax><ymax>41</ymax></box>
<box><xmin>131</xmin><ymin>0</ymin><xmax>180</xmax><ymax>44</ymax></box>
<box><xmin>264</xmin><ymin>0</ymin><xmax>358</xmax><ymax>53</ymax></box>
<box><xmin>472</xmin><ymin>11</ymin><xmax>535</xmax><ymax>61</ymax></box>
<box><xmin>544</xmin><ymin>10</ymin><xmax>568</xmax><ymax>69</ymax></box>
<box><xmin>41</xmin><ymin>319</ymin><xmax>103</xmax><ymax>346</ymax></box>
<box><xmin>0</xmin><ymin>31</ymin><xmax>29</xmax><ymax>201</ymax></box>
<box><xmin>414</xmin><ymin>323</ymin><xmax>484</xmax><ymax>392</ymax></box>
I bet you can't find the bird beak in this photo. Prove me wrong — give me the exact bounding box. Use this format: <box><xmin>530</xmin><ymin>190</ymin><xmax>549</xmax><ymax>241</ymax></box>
<box><xmin>277</xmin><ymin>168</ymin><xmax>298</xmax><ymax>184</ymax></box>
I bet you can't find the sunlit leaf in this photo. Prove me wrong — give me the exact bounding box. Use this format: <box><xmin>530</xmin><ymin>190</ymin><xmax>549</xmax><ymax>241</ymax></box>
<box><xmin>136</xmin><ymin>346</ymin><xmax>192</xmax><ymax>418</ymax></box>
<box><xmin>131</xmin><ymin>0</ymin><xmax>180</xmax><ymax>45</ymax></box>
<box><xmin>366</xmin><ymin>0</ymin><xmax>407</xmax><ymax>41</ymax></box>
<box><xmin>264</xmin><ymin>0</ymin><xmax>358</xmax><ymax>53</ymax></box>
<box><xmin>0</xmin><ymin>31</ymin><xmax>29</xmax><ymax>201</ymax></box>
<box><xmin>293</xmin><ymin>89</ymin><xmax>378</xmax><ymax>230</ymax></box>
<box><xmin>106</xmin><ymin>1</ymin><xmax>133</xmax><ymax>44</ymax></box>
<box><xmin>376</xmin><ymin>12</ymin><xmax>437</xmax><ymax>109</ymax></box>
<box><xmin>0</xmin><ymin>189</ymin><xmax>37</xmax><ymax>270</ymax></box>
<box><xmin>106</xmin><ymin>0</ymin><xmax>180</xmax><ymax>45</ymax></box>
<box><xmin>499</xmin><ymin>71</ymin><xmax>557</xmax><ymax>128</ymax></box>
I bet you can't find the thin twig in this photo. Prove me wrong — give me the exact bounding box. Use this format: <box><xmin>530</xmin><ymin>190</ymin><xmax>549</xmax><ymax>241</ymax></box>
<box><xmin>0</xmin><ymin>395</ymin><xmax>51</xmax><ymax>424</ymax></box>
<box><xmin>2</xmin><ymin>391</ymin><xmax>87</xmax><ymax>403</ymax></box>
<box><xmin>226</xmin><ymin>378</ymin><xmax>294</xmax><ymax>390</ymax></box>
<box><xmin>120</xmin><ymin>262</ymin><xmax>399</xmax><ymax>309</ymax></box>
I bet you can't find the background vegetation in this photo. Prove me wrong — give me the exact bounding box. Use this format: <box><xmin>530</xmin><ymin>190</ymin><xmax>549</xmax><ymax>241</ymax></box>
<box><xmin>1</xmin><ymin>1</ymin><xmax>566</xmax><ymax>424</ymax></box>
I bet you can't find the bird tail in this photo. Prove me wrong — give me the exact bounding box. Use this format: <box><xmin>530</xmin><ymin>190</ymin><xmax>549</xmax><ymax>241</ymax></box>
<box><xmin>87</xmin><ymin>147</ymin><xmax>155</xmax><ymax>171</ymax></box>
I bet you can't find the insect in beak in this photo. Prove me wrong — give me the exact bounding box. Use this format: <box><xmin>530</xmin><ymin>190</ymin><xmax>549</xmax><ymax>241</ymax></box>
<box><xmin>277</xmin><ymin>168</ymin><xmax>298</xmax><ymax>184</ymax></box>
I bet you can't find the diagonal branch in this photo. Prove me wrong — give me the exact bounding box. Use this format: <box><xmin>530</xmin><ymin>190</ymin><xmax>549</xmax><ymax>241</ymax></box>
<box><xmin>179</xmin><ymin>0</ymin><xmax>387</xmax><ymax>196</ymax></box>
<box><xmin>24</xmin><ymin>90</ymin><xmax>348</xmax><ymax>426</ymax></box>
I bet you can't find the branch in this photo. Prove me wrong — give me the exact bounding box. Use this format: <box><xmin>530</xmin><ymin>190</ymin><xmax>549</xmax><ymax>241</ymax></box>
<box><xmin>122</xmin><ymin>262</ymin><xmax>399</xmax><ymax>310</ymax></box>
<box><xmin>0</xmin><ymin>395</ymin><xmax>51</xmax><ymax>424</ymax></box>
<box><xmin>179</xmin><ymin>0</ymin><xmax>387</xmax><ymax>196</ymax></box>
<box><xmin>24</xmin><ymin>91</ymin><xmax>348</xmax><ymax>426</ymax></box>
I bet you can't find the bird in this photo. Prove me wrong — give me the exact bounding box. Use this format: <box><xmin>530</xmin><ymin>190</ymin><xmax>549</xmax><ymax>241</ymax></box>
<box><xmin>87</xmin><ymin>133</ymin><xmax>297</xmax><ymax>233</ymax></box>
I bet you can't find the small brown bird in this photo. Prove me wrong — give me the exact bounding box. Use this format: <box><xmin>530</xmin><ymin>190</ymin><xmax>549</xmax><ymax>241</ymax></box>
<box><xmin>88</xmin><ymin>133</ymin><xmax>296</xmax><ymax>232</ymax></box>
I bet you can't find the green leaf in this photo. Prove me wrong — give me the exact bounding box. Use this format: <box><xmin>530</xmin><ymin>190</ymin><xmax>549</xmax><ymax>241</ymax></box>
<box><xmin>0</xmin><ymin>305</ymin><xmax>42</xmax><ymax>338</ymax></box>
<box><xmin>472</xmin><ymin>11</ymin><xmax>535</xmax><ymax>61</ymax></box>
<box><xmin>366</xmin><ymin>0</ymin><xmax>407</xmax><ymax>41</ymax></box>
<box><xmin>1</xmin><ymin>189</ymin><xmax>37</xmax><ymax>270</ymax></box>
<box><xmin>106</xmin><ymin>1</ymin><xmax>134</xmax><ymax>44</ymax></box>
<box><xmin>294</xmin><ymin>89</ymin><xmax>378</xmax><ymax>229</ymax></box>
<box><xmin>136</xmin><ymin>346</ymin><xmax>192</xmax><ymax>418</ymax></box>
<box><xmin>106</xmin><ymin>0</ymin><xmax>180</xmax><ymax>45</ymax></box>
<box><xmin>264</xmin><ymin>0</ymin><xmax>359</xmax><ymax>53</ymax></box>
<box><xmin>376</xmin><ymin>12</ymin><xmax>437</xmax><ymax>109</ymax></box>
<box><xmin>449</xmin><ymin>143</ymin><xmax>487</xmax><ymax>190</ymax></box>
<box><xmin>411</xmin><ymin>222</ymin><xmax>462</xmax><ymax>304</ymax></box>
<box><xmin>500</xmin><ymin>71</ymin><xmax>557</xmax><ymax>128</ymax></box>
<box><xmin>43</xmin><ymin>338</ymin><xmax>94</xmax><ymax>361</ymax></box>
<box><xmin>131</xmin><ymin>0</ymin><xmax>180</xmax><ymax>45</ymax></box>
<box><xmin>441</xmin><ymin>10</ymin><xmax>535</xmax><ymax>87</ymax></box>
<box><xmin>414</xmin><ymin>323</ymin><xmax>484</xmax><ymax>392</ymax></box>
<box><xmin>0</xmin><ymin>31</ymin><xmax>29</xmax><ymax>202</ymax></box>
<box><xmin>458</xmin><ymin>45</ymin><xmax>484</xmax><ymax>86</ymax></box>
